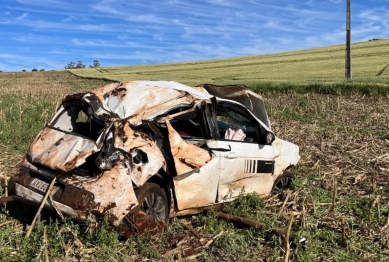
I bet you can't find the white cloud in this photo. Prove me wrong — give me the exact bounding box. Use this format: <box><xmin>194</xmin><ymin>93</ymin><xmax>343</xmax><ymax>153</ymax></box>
<box><xmin>16</xmin><ymin>0</ymin><xmax>63</xmax><ymax>5</ymax></box>
<box><xmin>124</xmin><ymin>14</ymin><xmax>168</xmax><ymax>24</ymax></box>
<box><xmin>358</xmin><ymin>8</ymin><xmax>388</xmax><ymax>22</ymax></box>
<box><xmin>77</xmin><ymin>24</ymin><xmax>110</xmax><ymax>31</ymax></box>
<box><xmin>205</xmin><ymin>0</ymin><xmax>235</xmax><ymax>7</ymax></box>
<box><xmin>62</xmin><ymin>16</ymin><xmax>74</xmax><ymax>22</ymax></box>
<box><xmin>72</xmin><ymin>38</ymin><xmax>130</xmax><ymax>48</ymax></box>
<box><xmin>356</xmin><ymin>22</ymin><xmax>381</xmax><ymax>32</ymax></box>
<box><xmin>1</xmin><ymin>0</ymin><xmax>389</xmax><ymax>72</ymax></box>
<box><xmin>17</xmin><ymin>13</ymin><xmax>28</xmax><ymax>19</ymax></box>
<box><xmin>90</xmin><ymin>0</ymin><xmax>122</xmax><ymax>15</ymax></box>
<box><xmin>0</xmin><ymin>52</ymin><xmax>63</xmax><ymax>72</ymax></box>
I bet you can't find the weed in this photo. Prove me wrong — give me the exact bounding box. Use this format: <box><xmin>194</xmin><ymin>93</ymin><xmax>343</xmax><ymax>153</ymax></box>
<box><xmin>192</xmin><ymin>210</ymin><xmax>231</xmax><ymax>234</ymax></box>
<box><xmin>223</xmin><ymin>192</ymin><xmax>264</xmax><ymax>219</ymax></box>
<box><xmin>210</xmin><ymin>229</ymin><xmax>264</xmax><ymax>261</ymax></box>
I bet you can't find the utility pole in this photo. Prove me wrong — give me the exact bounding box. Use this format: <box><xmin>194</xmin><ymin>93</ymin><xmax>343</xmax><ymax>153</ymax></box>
<box><xmin>345</xmin><ymin>0</ymin><xmax>351</xmax><ymax>79</ymax></box>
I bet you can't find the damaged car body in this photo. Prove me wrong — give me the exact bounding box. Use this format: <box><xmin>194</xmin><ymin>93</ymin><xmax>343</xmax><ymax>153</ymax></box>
<box><xmin>0</xmin><ymin>81</ymin><xmax>300</xmax><ymax>236</ymax></box>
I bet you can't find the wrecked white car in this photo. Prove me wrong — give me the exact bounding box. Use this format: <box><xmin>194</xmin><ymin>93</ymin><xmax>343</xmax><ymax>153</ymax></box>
<box><xmin>0</xmin><ymin>81</ymin><xmax>299</xmax><ymax>236</ymax></box>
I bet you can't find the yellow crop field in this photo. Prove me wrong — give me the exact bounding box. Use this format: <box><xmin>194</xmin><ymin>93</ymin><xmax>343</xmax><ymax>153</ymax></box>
<box><xmin>70</xmin><ymin>39</ymin><xmax>389</xmax><ymax>85</ymax></box>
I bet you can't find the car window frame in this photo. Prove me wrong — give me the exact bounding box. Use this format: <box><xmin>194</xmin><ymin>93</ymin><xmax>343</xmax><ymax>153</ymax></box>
<box><xmin>215</xmin><ymin>101</ymin><xmax>264</xmax><ymax>144</ymax></box>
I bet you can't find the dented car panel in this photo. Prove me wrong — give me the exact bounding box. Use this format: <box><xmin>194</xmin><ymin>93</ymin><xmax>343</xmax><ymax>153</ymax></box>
<box><xmin>93</xmin><ymin>81</ymin><xmax>212</xmax><ymax>125</ymax></box>
<box><xmin>2</xmin><ymin>81</ymin><xmax>300</xmax><ymax>234</ymax></box>
<box><xmin>166</xmin><ymin>118</ymin><xmax>214</xmax><ymax>176</ymax></box>
<box><xmin>82</xmin><ymin>163</ymin><xmax>137</xmax><ymax>225</ymax></box>
<box><xmin>173</xmin><ymin>154</ymin><xmax>220</xmax><ymax>210</ymax></box>
<box><xmin>27</xmin><ymin>127</ymin><xmax>99</xmax><ymax>172</ymax></box>
<box><xmin>216</xmin><ymin>140</ymin><xmax>276</xmax><ymax>201</ymax></box>
<box><xmin>112</xmin><ymin>121</ymin><xmax>166</xmax><ymax>187</ymax></box>
<box><xmin>272</xmin><ymin>138</ymin><xmax>301</xmax><ymax>178</ymax></box>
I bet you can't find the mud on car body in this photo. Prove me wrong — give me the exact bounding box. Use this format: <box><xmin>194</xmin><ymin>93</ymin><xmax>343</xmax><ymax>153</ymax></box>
<box><xmin>0</xmin><ymin>81</ymin><xmax>300</xmax><ymax>237</ymax></box>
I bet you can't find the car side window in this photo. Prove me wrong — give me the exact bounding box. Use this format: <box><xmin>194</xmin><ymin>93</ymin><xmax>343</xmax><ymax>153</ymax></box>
<box><xmin>170</xmin><ymin>117</ymin><xmax>204</xmax><ymax>138</ymax></box>
<box><xmin>160</xmin><ymin>106</ymin><xmax>209</xmax><ymax>139</ymax></box>
<box><xmin>216</xmin><ymin>104</ymin><xmax>259</xmax><ymax>143</ymax></box>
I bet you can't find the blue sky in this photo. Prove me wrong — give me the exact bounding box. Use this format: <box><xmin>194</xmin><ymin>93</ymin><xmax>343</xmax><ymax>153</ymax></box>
<box><xmin>1</xmin><ymin>0</ymin><xmax>388</xmax><ymax>72</ymax></box>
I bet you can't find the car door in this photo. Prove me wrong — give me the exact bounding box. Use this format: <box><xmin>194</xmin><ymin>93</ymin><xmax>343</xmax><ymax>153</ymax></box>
<box><xmin>215</xmin><ymin>102</ymin><xmax>277</xmax><ymax>202</ymax></box>
<box><xmin>165</xmin><ymin>103</ymin><xmax>222</xmax><ymax>211</ymax></box>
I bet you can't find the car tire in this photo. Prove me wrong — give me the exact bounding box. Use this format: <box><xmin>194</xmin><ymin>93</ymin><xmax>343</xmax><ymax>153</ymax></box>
<box><xmin>271</xmin><ymin>171</ymin><xmax>294</xmax><ymax>194</ymax></box>
<box><xmin>122</xmin><ymin>182</ymin><xmax>169</xmax><ymax>236</ymax></box>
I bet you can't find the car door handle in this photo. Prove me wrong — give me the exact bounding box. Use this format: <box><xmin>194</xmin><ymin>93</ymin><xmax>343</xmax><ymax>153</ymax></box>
<box><xmin>225</xmin><ymin>152</ymin><xmax>237</xmax><ymax>159</ymax></box>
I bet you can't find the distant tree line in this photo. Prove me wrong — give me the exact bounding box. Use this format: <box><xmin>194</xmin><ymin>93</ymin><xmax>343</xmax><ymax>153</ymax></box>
<box><xmin>65</xmin><ymin>60</ymin><xmax>100</xmax><ymax>69</ymax></box>
<box><xmin>20</xmin><ymin>69</ymin><xmax>45</xmax><ymax>72</ymax></box>
<box><xmin>5</xmin><ymin>60</ymin><xmax>101</xmax><ymax>72</ymax></box>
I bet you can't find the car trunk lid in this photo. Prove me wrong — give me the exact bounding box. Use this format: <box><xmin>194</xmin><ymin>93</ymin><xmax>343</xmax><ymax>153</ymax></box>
<box><xmin>27</xmin><ymin>126</ymin><xmax>99</xmax><ymax>172</ymax></box>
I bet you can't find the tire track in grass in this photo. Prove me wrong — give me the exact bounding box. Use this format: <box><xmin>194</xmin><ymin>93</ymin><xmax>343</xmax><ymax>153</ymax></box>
<box><xmin>376</xmin><ymin>62</ymin><xmax>389</xmax><ymax>76</ymax></box>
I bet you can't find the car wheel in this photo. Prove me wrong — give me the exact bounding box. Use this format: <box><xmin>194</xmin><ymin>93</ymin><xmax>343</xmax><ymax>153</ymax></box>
<box><xmin>122</xmin><ymin>182</ymin><xmax>169</xmax><ymax>236</ymax></box>
<box><xmin>272</xmin><ymin>171</ymin><xmax>294</xmax><ymax>194</ymax></box>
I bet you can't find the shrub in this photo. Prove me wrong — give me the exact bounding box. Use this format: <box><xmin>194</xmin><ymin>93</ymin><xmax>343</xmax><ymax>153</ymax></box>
<box><xmin>22</xmin><ymin>69</ymin><xmax>26</xmax><ymax>72</ymax></box>
<box><xmin>32</xmin><ymin>68</ymin><xmax>38</xmax><ymax>72</ymax></box>
<box><xmin>40</xmin><ymin>69</ymin><xmax>45</xmax><ymax>72</ymax></box>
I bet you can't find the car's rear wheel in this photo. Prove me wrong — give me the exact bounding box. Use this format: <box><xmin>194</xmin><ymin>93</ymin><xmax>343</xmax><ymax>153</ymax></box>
<box><xmin>272</xmin><ymin>171</ymin><xmax>294</xmax><ymax>194</ymax></box>
<box><xmin>122</xmin><ymin>182</ymin><xmax>169</xmax><ymax>236</ymax></box>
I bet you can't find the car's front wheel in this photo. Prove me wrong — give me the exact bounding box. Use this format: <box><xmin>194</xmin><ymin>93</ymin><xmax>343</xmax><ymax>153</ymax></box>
<box><xmin>122</xmin><ymin>182</ymin><xmax>169</xmax><ymax>236</ymax></box>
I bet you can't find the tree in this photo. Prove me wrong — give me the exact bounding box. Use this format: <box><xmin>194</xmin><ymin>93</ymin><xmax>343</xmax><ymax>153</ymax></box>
<box><xmin>65</xmin><ymin>60</ymin><xmax>99</xmax><ymax>69</ymax></box>
<box><xmin>65</xmin><ymin>61</ymin><xmax>86</xmax><ymax>69</ymax></box>
<box><xmin>65</xmin><ymin>62</ymin><xmax>75</xmax><ymax>69</ymax></box>
<box><xmin>89</xmin><ymin>60</ymin><xmax>100</xmax><ymax>68</ymax></box>
<box><xmin>75</xmin><ymin>61</ymin><xmax>86</xmax><ymax>68</ymax></box>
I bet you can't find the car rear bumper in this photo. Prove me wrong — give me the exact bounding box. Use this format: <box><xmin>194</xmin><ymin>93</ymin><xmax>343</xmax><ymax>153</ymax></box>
<box><xmin>14</xmin><ymin>183</ymin><xmax>79</xmax><ymax>216</ymax></box>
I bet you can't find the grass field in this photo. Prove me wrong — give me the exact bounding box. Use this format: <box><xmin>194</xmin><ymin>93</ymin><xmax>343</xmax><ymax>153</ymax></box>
<box><xmin>0</xmin><ymin>42</ymin><xmax>389</xmax><ymax>261</ymax></box>
<box><xmin>69</xmin><ymin>39</ymin><xmax>389</xmax><ymax>86</ymax></box>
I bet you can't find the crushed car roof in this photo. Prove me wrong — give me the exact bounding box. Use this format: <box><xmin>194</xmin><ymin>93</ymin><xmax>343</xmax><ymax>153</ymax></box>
<box><xmin>92</xmin><ymin>81</ymin><xmax>211</xmax><ymax>119</ymax></box>
<box><xmin>77</xmin><ymin>81</ymin><xmax>270</xmax><ymax>127</ymax></box>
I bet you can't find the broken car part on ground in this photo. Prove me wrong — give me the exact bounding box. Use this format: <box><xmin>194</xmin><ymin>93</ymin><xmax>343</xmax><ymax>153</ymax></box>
<box><xmin>0</xmin><ymin>81</ymin><xmax>300</xmax><ymax>237</ymax></box>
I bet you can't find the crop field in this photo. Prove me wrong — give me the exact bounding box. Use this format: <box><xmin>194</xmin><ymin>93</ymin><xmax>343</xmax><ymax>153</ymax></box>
<box><xmin>69</xmin><ymin>39</ymin><xmax>389</xmax><ymax>86</ymax></box>
<box><xmin>0</xmin><ymin>52</ymin><xmax>389</xmax><ymax>260</ymax></box>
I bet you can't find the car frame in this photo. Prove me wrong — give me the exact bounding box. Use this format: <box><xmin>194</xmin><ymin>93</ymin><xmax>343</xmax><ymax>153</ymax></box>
<box><xmin>0</xmin><ymin>81</ymin><xmax>299</xmax><ymax>236</ymax></box>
